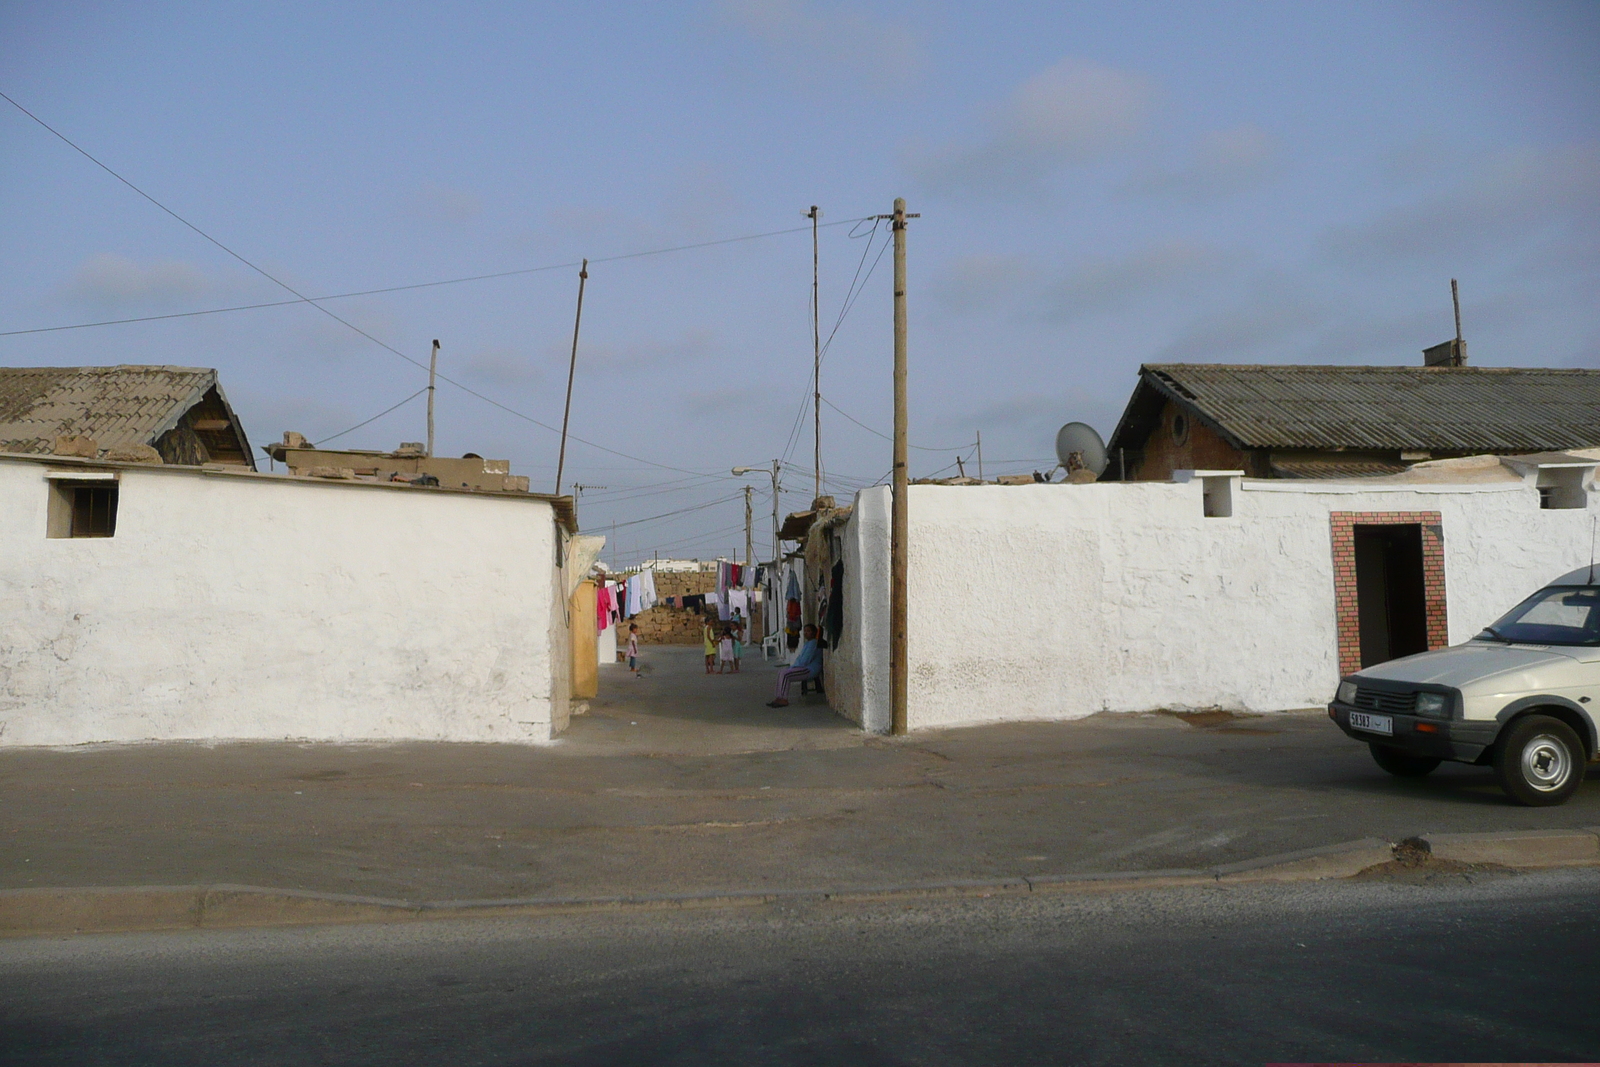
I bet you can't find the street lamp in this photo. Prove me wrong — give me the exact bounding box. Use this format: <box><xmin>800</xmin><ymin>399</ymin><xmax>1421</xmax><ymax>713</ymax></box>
<box><xmin>732</xmin><ymin>460</ymin><xmax>781</xmax><ymax>567</ymax></box>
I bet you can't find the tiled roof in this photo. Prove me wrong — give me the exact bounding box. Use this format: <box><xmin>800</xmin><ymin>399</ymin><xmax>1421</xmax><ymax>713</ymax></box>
<box><xmin>0</xmin><ymin>365</ymin><xmax>218</xmax><ymax>454</ymax></box>
<box><xmin>1118</xmin><ymin>364</ymin><xmax>1600</xmax><ymax>453</ymax></box>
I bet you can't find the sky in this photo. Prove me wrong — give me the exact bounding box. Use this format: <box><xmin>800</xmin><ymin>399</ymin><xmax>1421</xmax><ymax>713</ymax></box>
<box><xmin>2</xmin><ymin>1</ymin><xmax>1597</xmax><ymax>567</ymax></box>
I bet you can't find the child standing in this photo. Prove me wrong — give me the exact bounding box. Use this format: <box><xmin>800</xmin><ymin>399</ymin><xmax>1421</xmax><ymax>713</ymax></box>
<box><xmin>702</xmin><ymin>620</ymin><xmax>717</xmax><ymax>674</ymax></box>
<box><xmin>718</xmin><ymin>628</ymin><xmax>735</xmax><ymax>674</ymax></box>
<box><xmin>730</xmin><ymin>611</ymin><xmax>745</xmax><ymax>673</ymax></box>
<box><xmin>627</xmin><ymin>623</ymin><xmax>640</xmax><ymax>677</ymax></box>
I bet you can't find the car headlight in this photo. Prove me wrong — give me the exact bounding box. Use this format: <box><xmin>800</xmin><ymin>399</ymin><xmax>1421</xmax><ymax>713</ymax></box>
<box><xmin>1414</xmin><ymin>692</ymin><xmax>1449</xmax><ymax>719</ymax></box>
<box><xmin>1336</xmin><ymin>681</ymin><xmax>1357</xmax><ymax>704</ymax></box>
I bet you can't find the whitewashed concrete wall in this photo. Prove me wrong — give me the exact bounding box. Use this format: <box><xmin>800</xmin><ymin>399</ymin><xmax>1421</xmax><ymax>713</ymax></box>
<box><xmin>836</xmin><ymin>475</ymin><xmax>1598</xmax><ymax>732</ymax></box>
<box><xmin>827</xmin><ymin>486</ymin><xmax>891</xmax><ymax>733</ymax></box>
<box><xmin>0</xmin><ymin>456</ymin><xmax>568</xmax><ymax>745</ymax></box>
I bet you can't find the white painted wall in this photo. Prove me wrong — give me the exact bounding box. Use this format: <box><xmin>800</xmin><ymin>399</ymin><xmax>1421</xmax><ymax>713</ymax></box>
<box><xmin>0</xmin><ymin>456</ymin><xmax>568</xmax><ymax>745</ymax></box>
<box><xmin>833</xmin><ymin>473</ymin><xmax>1598</xmax><ymax>732</ymax></box>
<box><xmin>826</xmin><ymin>486</ymin><xmax>891</xmax><ymax>733</ymax></box>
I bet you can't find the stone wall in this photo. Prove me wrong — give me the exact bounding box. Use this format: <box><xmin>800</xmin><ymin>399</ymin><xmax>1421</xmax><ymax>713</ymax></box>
<box><xmin>621</xmin><ymin>569</ymin><xmax>717</xmax><ymax>645</ymax></box>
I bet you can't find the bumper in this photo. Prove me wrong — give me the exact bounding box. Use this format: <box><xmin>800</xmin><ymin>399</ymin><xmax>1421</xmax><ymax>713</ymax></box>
<box><xmin>1328</xmin><ymin>702</ymin><xmax>1499</xmax><ymax>763</ymax></box>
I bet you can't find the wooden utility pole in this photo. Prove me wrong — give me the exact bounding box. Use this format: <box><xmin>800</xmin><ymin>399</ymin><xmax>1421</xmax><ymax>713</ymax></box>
<box><xmin>743</xmin><ymin>484</ymin><xmax>754</xmax><ymax>575</ymax></box>
<box><xmin>808</xmin><ymin>205</ymin><xmax>822</xmax><ymax>500</ymax></box>
<box><xmin>976</xmin><ymin>430</ymin><xmax>983</xmax><ymax>482</ymax></box>
<box><xmin>426</xmin><ymin>339</ymin><xmax>439</xmax><ymax>457</ymax></box>
<box><xmin>770</xmin><ymin>459</ymin><xmax>781</xmax><ymax>563</ymax></box>
<box><xmin>555</xmin><ymin>259</ymin><xmax>588</xmax><ymax>496</ymax></box>
<box><xmin>889</xmin><ymin>197</ymin><xmax>916</xmax><ymax>736</ymax></box>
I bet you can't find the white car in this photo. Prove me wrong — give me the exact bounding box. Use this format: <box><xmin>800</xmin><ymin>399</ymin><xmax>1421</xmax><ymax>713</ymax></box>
<box><xmin>1329</xmin><ymin>566</ymin><xmax>1600</xmax><ymax>806</ymax></box>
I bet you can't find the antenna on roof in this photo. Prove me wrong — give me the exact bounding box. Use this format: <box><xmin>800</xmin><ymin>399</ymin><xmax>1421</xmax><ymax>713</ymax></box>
<box><xmin>1423</xmin><ymin>280</ymin><xmax>1467</xmax><ymax>368</ymax></box>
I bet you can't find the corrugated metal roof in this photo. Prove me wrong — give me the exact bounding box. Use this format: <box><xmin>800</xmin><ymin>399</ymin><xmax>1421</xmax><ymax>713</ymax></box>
<box><xmin>0</xmin><ymin>365</ymin><xmax>216</xmax><ymax>454</ymax></box>
<box><xmin>1139</xmin><ymin>364</ymin><xmax>1600</xmax><ymax>452</ymax></box>
<box><xmin>1270</xmin><ymin>458</ymin><xmax>1409</xmax><ymax>479</ymax></box>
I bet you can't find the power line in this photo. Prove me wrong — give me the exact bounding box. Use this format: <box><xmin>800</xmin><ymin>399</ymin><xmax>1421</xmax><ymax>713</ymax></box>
<box><xmin>779</xmin><ymin>219</ymin><xmax>886</xmax><ymax>473</ymax></box>
<box><xmin>0</xmin><ymin>218</ymin><xmax>877</xmax><ymax>339</ymax></box>
<box><xmin>820</xmin><ymin>396</ymin><xmax>976</xmax><ymax>452</ymax></box>
<box><xmin>603</xmin><ymin>492</ymin><xmax>745</xmax><ymax>532</ymax></box>
<box><xmin>0</xmin><ymin>90</ymin><xmax>863</xmax><ymax>482</ymax></box>
<box><xmin>315</xmin><ymin>387</ymin><xmax>429</xmax><ymax>447</ymax></box>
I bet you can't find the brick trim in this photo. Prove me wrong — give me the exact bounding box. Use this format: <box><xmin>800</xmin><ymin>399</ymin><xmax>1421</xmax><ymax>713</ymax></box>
<box><xmin>1330</xmin><ymin>511</ymin><xmax>1448</xmax><ymax>677</ymax></box>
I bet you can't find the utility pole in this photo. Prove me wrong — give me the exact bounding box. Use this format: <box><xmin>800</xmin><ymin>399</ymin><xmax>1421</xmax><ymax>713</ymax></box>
<box><xmin>976</xmin><ymin>431</ymin><xmax>983</xmax><ymax>482</ymax></box>
<box><xmin>743</xmin><ymin>485</ymin><xmax>754</xmax><ymax>575</ymax></box>
<box><xmin>889</xmin><ymin>197</ymin><xmax>917</xmax><ymax>736</ymax></box>
<box><xmin>555</xmin><ymin>259</ymin><xmax>588</xmax><ymax>496</ymax></box>
<box><xmin>426</xmin><ymin>339</ymin><xmax>439</xmax><ymax>457</ymax></box>
<box><xmin>808</xmin><ymin>205</ymin><xmax>822</xmax><ymax>501</ymax></box>
<box><xmin>733</xmin><ymin>461</ymin><xmax>782</xmax><ymax>565</ymax></box>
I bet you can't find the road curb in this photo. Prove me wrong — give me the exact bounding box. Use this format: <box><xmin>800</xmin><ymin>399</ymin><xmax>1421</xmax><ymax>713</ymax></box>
<box><xmin>3</xmin><ymin>830</ymin><xmax>1597</xmax><ymax>938</ymax></box>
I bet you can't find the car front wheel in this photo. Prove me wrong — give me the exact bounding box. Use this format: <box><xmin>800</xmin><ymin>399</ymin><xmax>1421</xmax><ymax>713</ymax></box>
<box><xmin>1369</xmin><ymin>744</ymin><xmax>1440</xmax><ymax>778</ymax></box>
<box><xmin>1492</xmin><ymin>714</ymin><xmax>1585</xmax><ymax>807</ymax></box>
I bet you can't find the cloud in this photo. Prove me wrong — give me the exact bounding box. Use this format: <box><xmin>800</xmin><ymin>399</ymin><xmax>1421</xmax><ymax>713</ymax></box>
<box><xmin>1043</xmin><ymin>241</ymin><xmax>1235</xmax><ymax>323</ymax></box>
<box><xmin>681</xmin><ymin>385</ymin><xmax>749</xmax><ymax>416</ymax></box>
<box><xmin>63</xmin><ymin>253</ymin><xmax>210</xmax><ymax>307</ymax></box>
<box><xmin>906</xmin><ymin>59</ymin><xmax>1157</xmax><ymax>197</ymax></box>
<box><xmin>1323</xmin><ymin>143</ymin><xmax>1600</xmax><ymax>265</ymax></box>
<box><xmin>928</xmin><ymin>253</ymin><xmax>1035</xmax><ymax>312</ymax></box>
<box><xmin>716</xmin><ymin>0</ymin><xmax>923</xmax><ymax>87</ymax></box>
<box><xmin>406</xmin><ymin>182</ymin><xmax>482</xmax><ymax>226</ymax></box>
<box><xmin>460</xmin><ymin>347</ymin><xmax>540</xmax><ymax>389</ymax></box>
<box><xmin>1126</xmin><ymin>125</ymin><xmax>1281</xmax><ymax>200</ymax></box>
<box><xmin>554</xmin><ymin>326</ymin><xmax>723</xmax><ymax>373</ymax></box>
<box><xmin>1154</xmin><ymin>279</ymin><xmax>1324</xmax><ymax>362</ymax></box>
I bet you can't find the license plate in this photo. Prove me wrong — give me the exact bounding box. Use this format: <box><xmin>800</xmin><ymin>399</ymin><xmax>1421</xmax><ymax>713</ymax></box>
<box><xmin>1349</xmin><ymin>711</ymin><xmax>1392</xmax><ymax>736</ymax></box>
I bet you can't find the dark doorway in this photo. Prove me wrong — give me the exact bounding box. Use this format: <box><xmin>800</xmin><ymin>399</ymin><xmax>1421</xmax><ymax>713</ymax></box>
<box><xmin>1353</xmin><ymin>524</ymin><xmax>1427</xmax><ymax>667</ymax></box>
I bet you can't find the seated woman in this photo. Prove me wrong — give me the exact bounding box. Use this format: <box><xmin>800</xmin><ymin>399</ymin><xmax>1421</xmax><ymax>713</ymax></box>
<box><xmin>767</xmin><ymin>624</ymin><xmax>821</xmax><ymax>708</ymax></box>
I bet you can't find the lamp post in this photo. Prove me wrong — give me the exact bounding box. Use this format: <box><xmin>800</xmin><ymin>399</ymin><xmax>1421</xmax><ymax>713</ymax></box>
<box><xmin>732</xmin><ymin>460</ymin><xmax>781</xmax><ymax>566</ymax></box>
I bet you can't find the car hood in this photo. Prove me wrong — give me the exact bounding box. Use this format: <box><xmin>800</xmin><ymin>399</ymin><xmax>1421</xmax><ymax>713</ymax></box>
<box><xmin>1356</xmin><ymin>642</ymin><xmax>1575</xmax><ymax>689</ymax></box>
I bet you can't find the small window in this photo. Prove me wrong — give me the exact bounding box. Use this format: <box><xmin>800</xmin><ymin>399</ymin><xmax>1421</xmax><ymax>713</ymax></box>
<box><xmin>1537</xmin><ymin>467</ymin><xmax>1588</xmax><ymax>510</ymax></box>
<box><xmin>47</xmin><ymin>479</ymin><xmax>119</xmax><ymax>538</ymax></box>
<box><xmin>1170</xmin><ymin>412</ymin><xmax>1190</xmax><ymax>445</ymax></box>
<box><xmin>1202</xmin><ymin>476</ymin><xmax>1233</xmax><ymax>518</ymax></box>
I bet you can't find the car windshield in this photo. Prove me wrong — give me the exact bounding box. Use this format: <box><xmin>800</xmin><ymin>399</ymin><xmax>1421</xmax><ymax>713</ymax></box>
<box><xmin>1480</xmin><ymin>585</ymin><xmax>1600</xmax><ymax>646</ymax></box>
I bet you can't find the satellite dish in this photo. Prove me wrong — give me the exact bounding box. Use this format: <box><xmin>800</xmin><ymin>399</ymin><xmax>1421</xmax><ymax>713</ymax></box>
<box><xmin>1054</xmin><ymin>422</ymin><xmax>1108</xmax><ymax>477</ymax></box>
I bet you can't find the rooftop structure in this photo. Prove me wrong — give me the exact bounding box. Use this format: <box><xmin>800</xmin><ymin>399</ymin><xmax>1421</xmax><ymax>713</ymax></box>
<box><xmin>1106</xmin><ymin>364</ymin><xmax>1600</xmax><ymax>481</ymax></box>
<box><xmin>0</xmin><ymin>365</ymin><xmax>254</xmax><ymax>469</ymax></box>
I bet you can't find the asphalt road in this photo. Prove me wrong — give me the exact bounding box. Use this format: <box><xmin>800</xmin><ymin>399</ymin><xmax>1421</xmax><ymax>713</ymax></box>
<box><xmin>2</xmin><ymin>868</ymin><xmax>1596</xmax><ymax>1066</ymax></box>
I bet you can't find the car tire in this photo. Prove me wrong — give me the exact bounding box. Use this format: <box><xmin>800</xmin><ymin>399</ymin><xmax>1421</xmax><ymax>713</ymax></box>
<box><xmin>1369</xmin><ymin>744</ymin><xmax>1441</xmax><ymax>778</ymax></box>
<box><xmin>1492</xmin><ymin>714</ymin><xmax>1586</xmax><ymax>807</ymax></box>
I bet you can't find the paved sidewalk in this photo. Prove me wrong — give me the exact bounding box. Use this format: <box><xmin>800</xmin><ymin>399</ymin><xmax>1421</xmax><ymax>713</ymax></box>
<box><xmin>3</xmin><ymin>646</ymin><xmax>1597</xmax><ymax>903</ymax></box>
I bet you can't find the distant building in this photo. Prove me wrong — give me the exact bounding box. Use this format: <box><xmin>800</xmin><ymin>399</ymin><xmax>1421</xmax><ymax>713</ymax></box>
<box><xmin>1104</xmin><ymin>364</ymin><xmax>1600</xmax><ymax>481</ymax></box>
<box><xmin>0</xmin><ymin>365</ymin><xmax>255</xmax><ymax>469</ymax></box>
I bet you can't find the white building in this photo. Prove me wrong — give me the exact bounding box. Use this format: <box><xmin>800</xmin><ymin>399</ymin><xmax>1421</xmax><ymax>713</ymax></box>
<box><xmin>0</xmin><ymin>451</ymin><xmax>583</xmax><ymax>746</ymax></box>
<box><xmin>825</xmin><ymin>454</ymin><xmax>1600</xmax><ymax>734</ymax></box>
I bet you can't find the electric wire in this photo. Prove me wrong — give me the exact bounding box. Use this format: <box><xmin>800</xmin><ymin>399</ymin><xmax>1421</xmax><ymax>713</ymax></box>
<box><xmin>820</xmin><ymin>396</ymin><xmax>977</xmax><ymax>452</ymax></box>
<box><xmin>0</xmin><ymin>218</ymin><xmax>876</xmax><ymax>339</ymax></box>
<box><xmin>0</xmin><ymin>90</ymin><xmax>862</xmax><ymax>482</ymax></box>
<box><xmin>313</xmin><ymin>387</ymin><xmax>428</xmax><ymax>447</ymax></box>
<box><xmin>601</xmin><ymin>491</ymin><xmax>746</xmax><ymax>532</ymax></box>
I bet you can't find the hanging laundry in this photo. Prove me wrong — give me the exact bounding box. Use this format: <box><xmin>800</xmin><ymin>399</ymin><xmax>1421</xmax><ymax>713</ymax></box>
<box><xmin>625</xmin><ymin>575</ymin><xmax>642</xmax><ymax>616</ymax></box>
<box><xmin>729</xmin><ymin>588</ymin><xmax>749</xmax><ymax>619</ymax></box>
<box><xmin>637</xmin><ymin>568</ymin><xmax>658</xmax><ymax>612</ymax></box>
<box><xmin>596</xmin><ymin>583</ymin><xmax>613</xmax><ymax>632</ymax></box>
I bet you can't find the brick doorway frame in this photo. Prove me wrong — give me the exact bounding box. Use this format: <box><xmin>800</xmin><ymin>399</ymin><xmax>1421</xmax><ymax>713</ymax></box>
<box><xmin>1330</xmin><ymin>511</ymin><xmax>1448</xmax><ymax>676</ymax></box>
